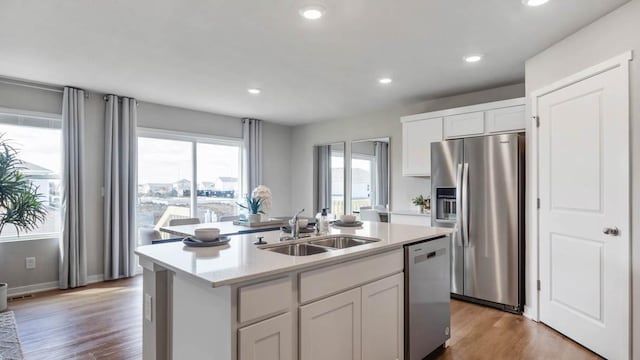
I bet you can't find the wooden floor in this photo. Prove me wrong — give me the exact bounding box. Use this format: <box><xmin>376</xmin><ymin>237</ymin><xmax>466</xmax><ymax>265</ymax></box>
<box><xmin>10</xmin><ymin>277</ymin><xmax>142</xmax><ymax>360</ymax></box>
<box><xmin>8</xmin><ymin>277</ymin><xmax>600</xmax><ymax>360</ymax></box>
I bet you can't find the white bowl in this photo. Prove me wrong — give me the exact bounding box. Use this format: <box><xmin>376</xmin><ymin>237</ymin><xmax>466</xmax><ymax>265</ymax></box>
<box><xmin>194</xmin><ymin>228</ymin><xmax>221</xmax><ymax>241</ymax></box>
<box><xmin>297</xmin><ymin>218</ymin><xmax>309</xmax><ymax>228</ymax></box>
<box><xmin>340</xmin><ymin>214</ymin><xmax>356</xmax><ymax>223</ymax></box>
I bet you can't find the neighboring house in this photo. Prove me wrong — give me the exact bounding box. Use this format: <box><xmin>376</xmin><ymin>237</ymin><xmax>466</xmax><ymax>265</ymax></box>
<box><xmin>215</xmin><ymin>177</ymin><xmax>238</xmax><ymax>192</ymax></box>
<box><xmin>198</xmin><ymin>181</ymin><xmax>217</xmax><ymax>191</ymax></box>
<box><xmin>173</xmin><ymin>179</ymin><xmax>191</xmax><ymax>196</ymax></box>
<box><xmin>141</xmin><ymin>183</ymin><xmax>173</xmax><ymax>195</ymax></box>
<box><xmin>21</xmin><ymin>161</ymin><xmax>60</xmax><ymax>207</ymax></box>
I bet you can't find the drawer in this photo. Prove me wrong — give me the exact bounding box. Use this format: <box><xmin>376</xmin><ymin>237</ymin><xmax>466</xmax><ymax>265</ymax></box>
<box><xmin>238</xmin><ymin>276</ymin><xmax>292</xmax><ymax>324</ymax></box>
<box><xmin>444</xmin><ymin>111</ymin><xmax>484</xmax><ymax>138</ymax></box>
<box><xmin>299</xmin><ymin>249</ymin><xmax>404</xmax><ymax>304</ymax></box>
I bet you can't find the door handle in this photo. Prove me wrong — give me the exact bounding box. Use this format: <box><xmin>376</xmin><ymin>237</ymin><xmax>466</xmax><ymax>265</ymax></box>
<box><xmin>602</xmin><ymin>227</ymin><xmax>620</xmax><ymax>236</ymax></box>
<box><xmin>455</xmin><ymin>164</ymin><xmax>463</xmax><ymax>247</ymax></box>
<box><xmin>462</xmin><ymin>163</ymin><xmax>469</xmax><ymax>247</ymax></box>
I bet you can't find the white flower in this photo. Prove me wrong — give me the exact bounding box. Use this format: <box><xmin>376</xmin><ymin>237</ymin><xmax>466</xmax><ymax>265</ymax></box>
<box><xmin>252</xmin><ymin>185</ymin><xmax>272</xmax><ymax>211</ymax></box>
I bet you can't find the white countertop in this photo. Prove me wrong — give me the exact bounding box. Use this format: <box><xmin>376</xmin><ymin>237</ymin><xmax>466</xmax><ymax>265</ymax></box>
<box><xmin>136</xmin><ymin>222</ymin><xmax>452</xmax><ymax>288</ymax></box>
<box><xmin>390</xmin><ymin>210</ymin><xmax>431</xmax><ymax>216</ymax></box>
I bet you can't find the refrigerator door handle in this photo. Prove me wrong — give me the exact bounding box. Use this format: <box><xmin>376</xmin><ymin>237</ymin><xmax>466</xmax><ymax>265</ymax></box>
<box><xmin>462</xmin><ymin>163</ymin><xmax>470</xmax><ymax>247</ymax></box>
<box><xmin>455</xmin><ymin>163</ymin><xmax>464</xmax><ymax>247</ymax></box>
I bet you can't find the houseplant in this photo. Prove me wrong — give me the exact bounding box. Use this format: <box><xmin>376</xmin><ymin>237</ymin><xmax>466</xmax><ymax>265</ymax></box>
<box><xmin>252</xmin><ymin>185</ymin><xmax>272</xmax><ymax>221</ymax></box>
<box><xmin>0</xmin><ymin>136</ymin><xmax>47</xmax><ymax>311</ymax></box>
<box><xmin>412</xmin><ymin>195</ymin><xmax>427</xmax><ymax>214</ymax></box>
<box><xmin>237</xmin><ymin>194</ymin><xmax>264</xmax><ymax>223</ymax></box>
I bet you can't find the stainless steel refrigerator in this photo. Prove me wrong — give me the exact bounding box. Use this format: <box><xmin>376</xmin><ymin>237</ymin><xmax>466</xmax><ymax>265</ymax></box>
<box><xmin>431</xmin><ymin>133</ymin><xmax>525</xmax><ymax>313</ymax></box>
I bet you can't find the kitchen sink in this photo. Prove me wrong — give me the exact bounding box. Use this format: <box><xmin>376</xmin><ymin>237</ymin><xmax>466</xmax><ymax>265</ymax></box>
<box><xmin>308</xmin><ymin>236</ymin><xmax>379</xmax><ymax>249</ymax></box>
<box><xmin>265</xmin><ymin>243</ymin><xmax>329</xmax><ymax>256</ymax></box>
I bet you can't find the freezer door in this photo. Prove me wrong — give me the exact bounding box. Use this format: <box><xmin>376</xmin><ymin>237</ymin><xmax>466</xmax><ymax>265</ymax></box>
<box><xmin>430</xmin><ymin>140</ymin><xmax>463</xmax><ymax>295</ymax></box>
<box><xmin>462</xmin><ymin>134</ymin><xmax>521</xmax><ymax>307</ymax></box>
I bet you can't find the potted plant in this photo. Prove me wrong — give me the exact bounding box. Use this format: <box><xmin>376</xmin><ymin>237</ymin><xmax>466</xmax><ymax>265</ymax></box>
<box><xmin>252</xmin><ymin>185</ymin><xmax>272</xmax><ymax>221</ymax></box>
<box><xmin>0</xmin><ymin>136</ymin><xmax>47</xmax><ymax>311</ymax></box>
<box><xmin>412</xmin><ymin>195</ymin><xmax>427</xmax><ymax>214</ymax></box>
<box><xmin>237</xmin><ymin>194</ymin><xmax>264</xmax><ymax>223</ymax></box>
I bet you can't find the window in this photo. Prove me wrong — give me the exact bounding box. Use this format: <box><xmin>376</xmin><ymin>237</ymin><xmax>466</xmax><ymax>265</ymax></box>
<box><xmin>351</xmin><ymin>155</ymin><xmax>373</xmax><ymax>212</ymax></box>
<box><xmin>0</xmin><ymin>111</ymin><xmax>62</xmax><ymax>241</ymax></box>
<box><xmin>330</xmin><ymin>150</ymin><xmax>344</xmax><ymax>215</ymax></box>
<box><xmin>136</xmin><ymin>129</ymin><xmax>242</xmax><ymax>242</ymax></box>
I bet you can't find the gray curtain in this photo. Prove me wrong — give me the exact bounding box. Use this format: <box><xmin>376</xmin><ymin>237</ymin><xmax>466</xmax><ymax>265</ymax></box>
<box><xmin>104</xmin><ymin>95</ymin><xmax>138</xmax><ymax>280</ymax></box>
<box><xmin>243</xmin><ymin>118</ymin><xmax>263</xmax><ymax>194</ymax></box>
<box><xmin>315</xmin><ymin>145</ymin><xmax>332</xmax><ymax>213</ymax></box>
<box><xmin>59</xmin><ymin>87</ymin><xmax>88</xmax><ymax>289</ymax></box>
<box><xmin>374</xmin><ymin>141</ymin><xmax>389</xmax><ymax>207</ymax></box>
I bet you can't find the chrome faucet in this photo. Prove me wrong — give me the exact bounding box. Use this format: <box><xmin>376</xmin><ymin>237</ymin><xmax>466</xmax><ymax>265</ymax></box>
<box><xmin>290</xmin><ymin>208</ymin><xmax>305</xmax><ymax>240</ymax></box>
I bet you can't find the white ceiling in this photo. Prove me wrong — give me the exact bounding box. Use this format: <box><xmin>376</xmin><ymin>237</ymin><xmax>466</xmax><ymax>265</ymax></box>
<box><xmin>0</xmin><ymin>0</ymin><xmax>629</xmax><ymax>124</ymax></box>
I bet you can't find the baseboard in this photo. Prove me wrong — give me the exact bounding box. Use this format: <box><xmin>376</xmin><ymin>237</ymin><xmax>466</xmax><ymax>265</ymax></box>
<box><xmin>523</xmin><ymin>305</ymin><xmax>538</xmax><ymax>321</ymax></box>
<box><xmin>7</xmin><ymin>274</ymin><xmax>105</xmax><ymax>297</ymax></box>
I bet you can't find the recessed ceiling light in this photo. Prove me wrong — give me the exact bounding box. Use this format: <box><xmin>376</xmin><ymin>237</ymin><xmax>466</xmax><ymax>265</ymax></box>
<box><xmin>299</xmin><ymin>5</ymin><xmax>326</xmax><ymax>20</ymax></box>
<box><xmin>378</xmin><ymin>78</ymin><xmax>393</xmax><ymax>84</ymax></box>
<box><xmin>522</xmin><ymin>0</ymin><xmax>550</xmax><ymax>6</ymax></box>
<box><xmin>248</xmin><ymin>88</ymin><xmax>261</xmax><ymax>95</ymax></box>
<box><xmin>463</xmin><ymin>54</ymin><xmax>483</xmax><ymax>63</ymax></box>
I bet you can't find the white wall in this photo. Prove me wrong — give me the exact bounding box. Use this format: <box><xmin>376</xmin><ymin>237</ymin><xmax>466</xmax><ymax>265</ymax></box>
<box><xmin>290</xmin><ymin>83</ymin><xmax>525</xmax><ymax>215</ymax></box>
<box><xmin>525</xmin><ymin>0</ymin><xmax>640</xmax><ymax>357</ymax></box>
<box><xmin>0</xmin><ymin>80</ymin><xmax>292</xmax><ymax>291</ymax></box>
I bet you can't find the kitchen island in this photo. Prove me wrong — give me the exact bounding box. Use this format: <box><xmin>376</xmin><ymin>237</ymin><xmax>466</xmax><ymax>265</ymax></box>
<box><xmin>136</xmin><ymin>222</ymin><xmax>453</xmax><ymax>360</ymax></box>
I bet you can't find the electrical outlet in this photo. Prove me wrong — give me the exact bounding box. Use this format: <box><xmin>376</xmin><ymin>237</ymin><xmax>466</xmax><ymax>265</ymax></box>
<box><xmin>25</xmin><ymin>257</ymin><xmax>36</xmax><ymax>269</ymax></box>
<box><xmin>144</xmin><ymin>293</ymin><xmax>153</xmax><ymax>321</ymax></box>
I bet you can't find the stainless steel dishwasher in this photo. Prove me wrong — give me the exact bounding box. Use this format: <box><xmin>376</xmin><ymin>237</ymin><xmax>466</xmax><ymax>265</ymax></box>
<box><xmin>405</xmin><ymin>235</ymin><xmax>451</xmax><ymax>360</ymax></box>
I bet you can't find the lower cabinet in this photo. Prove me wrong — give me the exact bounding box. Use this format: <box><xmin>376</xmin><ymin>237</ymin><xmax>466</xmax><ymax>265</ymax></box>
<box><xmin>362</xmin><ymin>273</ymin><xmax>404</xmax><ymax>360</ymax></box>
<box><xmin>300</xmin><ymin>274</ymin><xmax>404</xmax><ymax>360</ymax></box>
<box><xmin>238</xmin><ymin>312</ymin><xmax>293</xmax><ymax>360</ymax></box>
<box><xmin>300</xmin><ymin>288</ymin><xmax>362</xmax><ymax>360</ymax></box>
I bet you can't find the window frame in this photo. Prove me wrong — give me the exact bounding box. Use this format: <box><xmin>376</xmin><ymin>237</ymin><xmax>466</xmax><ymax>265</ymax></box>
<box><xmin>0</xmin><ymin>106</ymin><xmax>63</xmax><ymax>243</ymax></box>
<box><xmin>136</xmin><ymin>127</ymin><xmax>244</xmax><ymax>222</ymax></box>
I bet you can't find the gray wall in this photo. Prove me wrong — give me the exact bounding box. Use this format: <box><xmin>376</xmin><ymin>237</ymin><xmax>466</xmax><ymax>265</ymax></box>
<box><xmin>290</xmin><ymin>83</ymin><xmax>525</xmax><ymax>215</ymax></box>
<box><xmin>0</xmin><ymin>80</ymin><xmax>292</xmax><ymax>291</ymax></box>
<box><xmin>525</xmin><ymin>0</ymin><xmax>640</xmax><ymax>356</ymax></box>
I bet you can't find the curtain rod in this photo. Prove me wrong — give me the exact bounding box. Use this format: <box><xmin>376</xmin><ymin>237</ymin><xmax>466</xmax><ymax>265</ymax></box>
<box><xmin>103</xmin><ymin>95</ymin><xmax>140</xmax><ymax>107</ymax></box>
<box><xmin>0</xmin><ymin>78</ymin><xmax>63</xmax><ymax>94</ymax></box>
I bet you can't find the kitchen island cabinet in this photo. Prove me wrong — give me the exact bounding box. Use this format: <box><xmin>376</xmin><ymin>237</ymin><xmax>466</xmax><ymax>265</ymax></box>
<box><xmin>136</xmin><ymin>222</ymin><xmax>452</xmax><ymax>360</ymax></box>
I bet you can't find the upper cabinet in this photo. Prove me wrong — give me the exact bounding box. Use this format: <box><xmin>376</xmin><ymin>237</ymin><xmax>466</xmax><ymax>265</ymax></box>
<box><xmin>485</xmin><ymin>105</ymin><xmax>526</xmax><ymax>134</ymax></box>
<box><xmin>401</xmin><ymin>116</ymin><xmax>443</xmax><ymax>176</ymax></box>
<box><xmin>444</xmin><ymin>111</ymin><xmax>485</xmax><ymax>138</ymax></box>
<box><xmin>401</xmin><ymin>98</ymin><xmax>526</xmax><ymax>176</ymax></box>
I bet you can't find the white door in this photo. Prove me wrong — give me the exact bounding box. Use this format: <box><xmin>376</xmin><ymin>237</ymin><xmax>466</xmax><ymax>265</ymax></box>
<box><xmin>238</xmin><ymin>313</ymin><xmax>293</xmax><ymax>360</ymax></box>
<box><xmin>362</xmin><ymin>273</ymin><xmax>404</xmax><ymax>360</ymax></box>
<box><xmin>300</xmin><ymin>288</ymin><xmax>361</xmax><ymax>360</ymax></box>
<box><xmin>536</xmin><ymin>54</ymin><xmax>630</xmax><ymax>359</ymax></box>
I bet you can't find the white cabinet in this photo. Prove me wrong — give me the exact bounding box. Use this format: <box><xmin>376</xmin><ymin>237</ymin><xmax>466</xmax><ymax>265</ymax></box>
<box><xmin>401</xmin><ymin>98</ymin><xmax>525</xmax><ymax>177</ymax></box>
<box><xmin>300</xmin><ymin>273</ymin><xmax>404</xmax><ymax>360</ymax></box>
<box><xmin>485</xmin><ymin>105</ymin><xmax>526</xmax><ymax>133</ymax></box>
<box><xmin>444</xmin><ymin>111</ymin><xmax>485</xmax><ymax>139</ymax></box>
<box><xmin>238</xmin><ymin>276</ymin><xmax>291</xmax><ymax>324</ymax></box>
<box><xmin>300</xmin><ymin>288</ymin><xmax>362</xmax><ymax>360</ymax></box>
<box><xmin>238</xmin><ymin>312</ymin><xmax>293</xmax><ymax>360</ymax></box>
<box><xmin>362</xmin><ymin>273</ymin><xmax>404</xmax><ymax>360</ymax></box>
<box><xmin>401</xmin><ymin>117</ymin><xmax>443</xmax><ymax>176</ymax></box>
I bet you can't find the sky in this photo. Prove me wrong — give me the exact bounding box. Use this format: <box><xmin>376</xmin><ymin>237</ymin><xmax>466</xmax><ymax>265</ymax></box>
<box><xmin>138</xmin><ymin>137</ymin><xmax>240</xmax><ymax>185</ymax></box>
<box><xmin>0</xmin><ymin>123</ymin><xmax>62</xmax><ymax>175</ymax></box>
